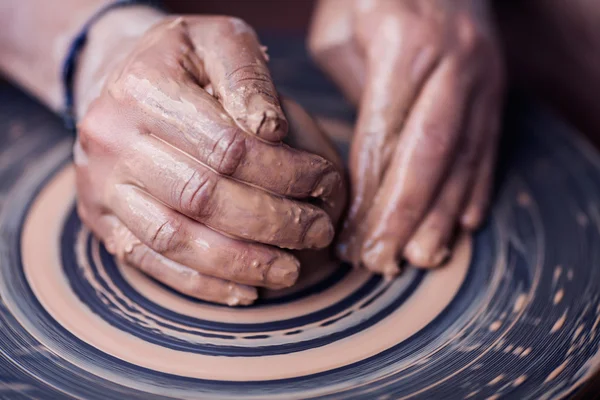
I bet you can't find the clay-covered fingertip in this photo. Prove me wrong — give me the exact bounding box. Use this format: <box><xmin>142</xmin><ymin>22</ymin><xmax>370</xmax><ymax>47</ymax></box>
<box><xmin>404</xmin><ymin>240</ymin><xmax>449</xmax><ymax>268</ymax></box>
<box><xmin>304</xmin><ymin>214</ymin><xmax>335</xmax><ymax>249</ymax></box>
<box><xmin>361</xmin><ymin>239</ymin><xmax>400</xmax><ymax>276</ymax></box>
<box><xmin>243</xmin><ymin>98</ymin><xmax>288</xmax><ymax>141</ymax></box>
<box><xmin>257</xmin><ymin>110</ymin><xmax>288</xmax><ymax>140</ymax></box>
<box><xmin>311</xmin><ymin>169</ymin><xmax>341</xmax><ymax>200</ymax></box>
<box><xmin>226</xmin><ymin>285</ymin><xmax>258</xmax><ymax>307</ymax></box>
<box><xmin>266</xmin><ymin>256</ymin><xmax>300</xmax><ymax>287</ymax></box>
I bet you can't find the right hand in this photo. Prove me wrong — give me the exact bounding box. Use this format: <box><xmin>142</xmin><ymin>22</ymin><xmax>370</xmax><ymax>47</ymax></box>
<box><xmin>309</xmin><ymin>0</ymin><xmax>504</xmax><ymax>274</ymax></box>
<box><xmin>74</xmin><ymin>15</ymin><xmax>344</xmax><ymax>306</ymax></box>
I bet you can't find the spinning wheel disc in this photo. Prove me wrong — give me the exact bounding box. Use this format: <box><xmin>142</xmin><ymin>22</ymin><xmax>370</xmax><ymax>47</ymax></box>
<box><xmin>1</xmin><ymin>37</ymin><xmax>600</xmax><ymax>399</ymax></box>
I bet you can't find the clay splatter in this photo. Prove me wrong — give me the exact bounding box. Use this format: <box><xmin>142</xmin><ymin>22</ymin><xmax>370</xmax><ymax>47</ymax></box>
<box><xmin>553</xmin><ymin>266</ymin><xmax>562</xmax><ymax>285</ymax></box>
<box><xmin>513</xmin><ymin>375</ymin><xmax>527</xmax><ymax>387</ymax></box>
<box><xmin>545</xmin><ymin>359</ymin><xmax>570</xmax><ymax>383</ymax></box>
<box><xmin>487</xmin><ymin>375</ymin><xmax>505</xmax><ymax>386</ymax></box>
<box><xmin>554</xmin><ymin>289</ymin><xmax>564</xmax><ymax>305</ymax></box>
<box><xmin>513</xmin><ymin>346</ymin><xmax>524</xmax><ymax>356</ymax></box>
<box><xmin>513</xmin><ymin>294</ymin><xmax>527</xmax><ymax>313</ymax></box>
<box><xmin>551</xmin><ymin>310</ymin><xmax>568</xmax><ymax>333</ymax></box>
<box><xmin>489</xmin><ymin>320</ymin><xmax>502</xmax><ymax>332</ymax></box>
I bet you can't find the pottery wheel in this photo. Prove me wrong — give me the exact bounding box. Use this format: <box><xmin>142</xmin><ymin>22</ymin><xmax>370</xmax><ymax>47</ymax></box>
<box><xmin>1</xmin><ymin>37</ymin><xmax>600</xmax><ymax>399</ymax></box>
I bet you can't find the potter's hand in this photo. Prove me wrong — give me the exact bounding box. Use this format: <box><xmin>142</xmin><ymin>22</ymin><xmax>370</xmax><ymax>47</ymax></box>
<box><xmin>309</xmin><ymin>0</ymin><xmax>504</xmax><ymax>274</ymax></box>
<box><xmin>74</xmin><ymin>15</ymin><xmax>344</xmax><ymax>305</ymax></box>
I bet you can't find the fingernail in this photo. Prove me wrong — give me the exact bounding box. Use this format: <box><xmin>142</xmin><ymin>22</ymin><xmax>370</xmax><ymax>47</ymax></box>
<box><xmin>304</xmin><ymin>215</ymin><xmax>334</xmax><ymax>248</ymax></box>
<box><xmin>267</xmin><ymin>256</ymin><xmax>300</xmax><ymax>287</ymax></box>
<box><xmin>362</xmin><ymin>239</ymin><xmax>400</xmax><ymax>276</ymax></box>
<box><xmin>227</xmin><ymin>285</ymin><xmax>258</xmax><ymax>306</ymax></box>
<box><xmin>311</xmin><ymin>170</ymin><xmax>340</xmax><ymax>200</ymax></box>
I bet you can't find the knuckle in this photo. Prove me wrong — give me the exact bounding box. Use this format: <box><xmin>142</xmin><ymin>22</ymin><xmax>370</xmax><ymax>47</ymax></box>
<box><xmin>77</xmin><ymin>102</ymin><xmax>115</xmax><ymax>154</ymax></box>
<box><xmin>206</xmin><ymin>127</ymin><xmax>246</xmax><ymax>175</ymax></box>
<box><xmin>76</xmin><ymin>203</ymin><xmax>92</xmax><ymax>226</ymax></box>
<box><xmin>72</xmin><ymin>138</ymin><xmax>89</xmax><ymax>167</ymax></box>
<box><xmin>224</xmin><ymin>63</ymin><xmax>272</xmax><ymax>93</ymax></box>
<box><xmin>108</xmin><ymin>56</ymin><xmax>166</xmax><ymax>105</ymax></box>
<box><xmin>149</xmin><ymin>217</ymin><xmax>186</xmax><ymax>254</ymax></box>
<box><xmin>177</xmin><ymin>168</ymin><xmax>218</xmax><ymax>218</ymax></box>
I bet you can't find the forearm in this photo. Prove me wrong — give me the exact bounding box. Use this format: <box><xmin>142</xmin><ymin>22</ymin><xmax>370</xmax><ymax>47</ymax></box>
<box><xmin>0</xmin><ymin>0</ymin><xmax>163</xmax><ymax>115</ymax></box>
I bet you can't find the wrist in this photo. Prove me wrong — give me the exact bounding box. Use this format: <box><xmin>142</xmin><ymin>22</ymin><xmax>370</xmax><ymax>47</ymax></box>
<box><xmin>74</xmin><ymin>5</ymin><xmax>165</xmax><ymax>119</ymax></box>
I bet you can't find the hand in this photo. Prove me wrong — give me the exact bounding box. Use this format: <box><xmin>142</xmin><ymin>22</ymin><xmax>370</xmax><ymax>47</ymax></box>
<box><xmin>309</xmin><ymin>0</ymin><xmax>505</xmax><ymax>274</ymax></box>
<box><xmin>74</xmin><ymin>14</ymin><xmax>344</xmax><ymax>306</ymax></box>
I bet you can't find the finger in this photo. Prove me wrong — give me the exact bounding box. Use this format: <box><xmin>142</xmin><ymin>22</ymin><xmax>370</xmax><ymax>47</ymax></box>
<box><xmin>121</xmin><ymin>78</ymin><xmax>341</xmax><ymax>203</ymax></box>
<box><xmin>120</xmin><ymin>136</ymin><xmax>334</xmax><ymax>249</ymax></box>
<box><xmin>359</xmin><ymin>60</ymin><xmax>472</xmax><ymax>276</ymax></box>
<box><xmin>308</xmin><ymin>0</ymin><xmax>366</xmax><ymax>105</ymax></box>
<box><xmin>80</xmin><ymin>211</ymin><xmax>258</xmax><ymax>306</ymax></box>
<box><xmin>280</xmin><ymin>97</ymin><xmax>347</xmax><ymax>224</ymax></box>
<box><xmin>186</xmin><ymin>17</ymin><xmax>287</xmax><ymax>141</ymax></box>
<box><xmin>337</xmin><ymin>30</ymin><xmax>440</xmax><ymax>265</ymax></box>
<box><xmin>461</xmin><ymin>81</ymin><xmax>503</xmax><ymax>230</ymax></box>
<box><xmin>404</xmin><ymin>86</ymin><xmax>489</xmax><ymax>268</ymax></box>
<box><xmin>126</xmin><ymin>243</ymin><xmax>258</xmax><ymax>306</ymax></box>
<box><xmin>104</xmin><ymin>184</ymin><xmax>300</xmax><ymax>289</ymax></box>
<box><xmin>461</xmin><ymin>126</ymin><xmax>499</xmax><ymax>230</ymax></box>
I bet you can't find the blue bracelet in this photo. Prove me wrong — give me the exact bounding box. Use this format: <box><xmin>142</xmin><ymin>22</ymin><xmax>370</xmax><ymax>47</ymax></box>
<box><xmin>61</xmin><ymin>0</ymin><xmax>163</xmax><ymax>131</ymax></box>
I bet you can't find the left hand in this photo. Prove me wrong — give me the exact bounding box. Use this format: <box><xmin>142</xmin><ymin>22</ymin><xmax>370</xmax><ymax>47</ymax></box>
<box><xmin>309</xmin><ymin>0</ymin><xmax>505</xmax><ymax>274</ymax></box>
